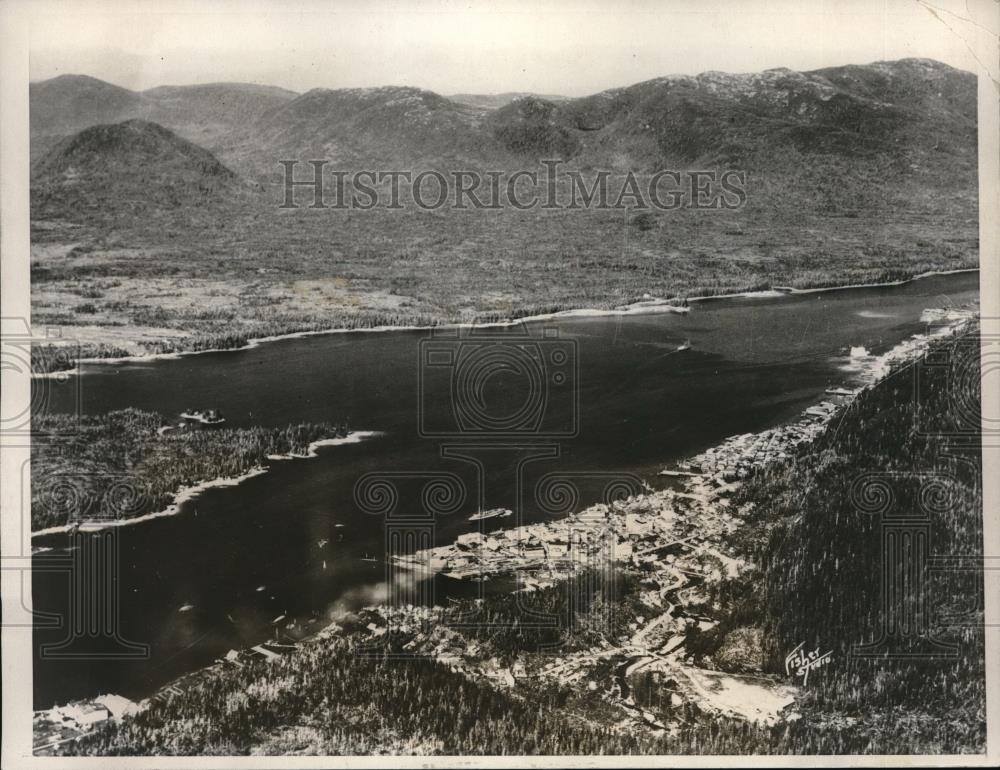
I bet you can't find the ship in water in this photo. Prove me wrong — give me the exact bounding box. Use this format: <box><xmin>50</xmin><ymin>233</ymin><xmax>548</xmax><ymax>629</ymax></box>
<box><xmin>468</xmin><ymin>507</ymin><xmax>512</xmax><ymax>522</ymax></box>
<box><xmin>676</xmin><ymin>339</ymin><xmax>691</xmax><ymax>352</ymax></box>
<box><xmin>180</xmin><ymin>408</ymin><xmax>226</xmax><ymax>425</ymax></box>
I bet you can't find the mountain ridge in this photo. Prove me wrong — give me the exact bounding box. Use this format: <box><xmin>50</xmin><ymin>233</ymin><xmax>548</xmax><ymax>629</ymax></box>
<box><xmin>30</xmin><ymin>57</ymin><xmax>977</xmax><ymax>233</ymax></box>
<box><xmin>30</xmin><ymin>75</ymin><xmax>299</xmax><ymax>163</ymax></box>
<box><xmin>31</xmin><ymin>58</ymin><xmax>976</xmax><ymax>175</ymax></box>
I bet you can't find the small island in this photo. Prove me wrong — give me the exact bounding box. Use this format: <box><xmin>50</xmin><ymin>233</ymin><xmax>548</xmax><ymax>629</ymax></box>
<box><xmin>30</xmin><ymin>409</ymin><xmax>351</xmax><ymax>531</ymax></box>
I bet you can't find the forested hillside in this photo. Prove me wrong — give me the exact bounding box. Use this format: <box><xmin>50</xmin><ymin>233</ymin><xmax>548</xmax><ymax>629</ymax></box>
<box><xmin>710</xmin><ymin>324</ymin><xmax>986</xmax><ymax>752</ymax></box>
<box><xmin>32</xmin><ymin>409</ymin><xmax>344</xmax><ymax>530</ymax></box>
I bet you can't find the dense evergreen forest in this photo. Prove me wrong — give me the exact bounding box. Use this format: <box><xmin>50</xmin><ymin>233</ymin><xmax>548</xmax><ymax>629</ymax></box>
<box><xmin>32</xmin><ymin>409</ymin><xmax>343</xmax><ymax>529</ymax></box>
<box><xmin>60</xmin><ymin>328</ymin><xmax>985</xmax><ymax>755</ymax></box>
<box><xmin>700</xmin><ymin>325</ymin><xmax>985</xmax><ymax>753</ymax></box>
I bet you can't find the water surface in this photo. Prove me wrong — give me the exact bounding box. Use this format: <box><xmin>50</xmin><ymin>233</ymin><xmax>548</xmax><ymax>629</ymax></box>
<box><xmin>32</xmin><ymin>271</ymin><xmax>980</xmax><ymax>707</ymax></box>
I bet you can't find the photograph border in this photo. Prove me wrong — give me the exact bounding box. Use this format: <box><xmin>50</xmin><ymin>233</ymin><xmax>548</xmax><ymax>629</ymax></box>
<box><xmin>2</xmin><ymin>1</ymin><xmax>998</xmax><ymax>767</ymax></box>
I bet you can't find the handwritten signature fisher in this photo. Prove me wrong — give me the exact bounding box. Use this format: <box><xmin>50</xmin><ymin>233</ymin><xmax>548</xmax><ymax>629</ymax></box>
<box><xmin>785</xmin><ymin>642</ymin><xmax>833</xmax><ymax>685</ymax></box>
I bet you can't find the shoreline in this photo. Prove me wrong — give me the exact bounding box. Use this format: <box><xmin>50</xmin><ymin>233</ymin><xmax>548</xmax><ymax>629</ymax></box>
<box><xmin>30</xmin><ymin>430</ymin><xmax>382</xmax><ymax>540</ymax></box>
<box><xmin>33</xmin><ymin>305</ymin><xmax>978</xmax><ymax>738</ymax></box>
<box><xmin>265</xmin><ymin>430</ymin><xmax>383</xmax><ymax>460</ymax></box>
<box><xmin>312</xmin><ymin>305</ymin><xmax>979</xmax><ymax>731</ymax></box>
<box><xmin>33</xmin><ymin>267</ymin><xmax>979</xmax><ymax>376</ymax></box>
<box><xmin>406</xmin><ymin>304</ymin><xmax>978</xmax><ymax>587</ymax></box>
<box><xmin>768</xmin><ymin>267</ymin><xmax>979</xmax><ymax>296</ymax></box>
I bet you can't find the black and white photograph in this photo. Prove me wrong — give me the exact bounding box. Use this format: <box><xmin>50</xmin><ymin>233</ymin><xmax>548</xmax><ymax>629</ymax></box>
<box><xmin>1</xmin><ymin>0</ymin><xmax>998</xmax><ymax>765</ymax></box>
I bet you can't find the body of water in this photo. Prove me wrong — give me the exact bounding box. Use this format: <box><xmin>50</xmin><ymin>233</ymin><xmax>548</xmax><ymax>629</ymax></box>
<box><xmin>31</xmin><ymin>271</ymin><xmax>980</xmax><ymax>708</ymax></box>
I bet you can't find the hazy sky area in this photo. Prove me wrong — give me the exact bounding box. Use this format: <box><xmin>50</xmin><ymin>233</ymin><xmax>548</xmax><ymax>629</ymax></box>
<box><xmin>26</xmin><ymin>0</ymin><xmax>987</xmax><ymax>96</ymax></box>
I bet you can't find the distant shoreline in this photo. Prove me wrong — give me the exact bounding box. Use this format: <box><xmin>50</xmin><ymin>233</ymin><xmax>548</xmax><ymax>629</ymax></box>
<box><xmin>31</xmin><ymin>267</ymin><xmax>979</xmax><ymax>377</ymax></box>
<box><xmin>30</xmin><ymin>431</ymin><xmax>383</xmax><ymax>539</ymax></box>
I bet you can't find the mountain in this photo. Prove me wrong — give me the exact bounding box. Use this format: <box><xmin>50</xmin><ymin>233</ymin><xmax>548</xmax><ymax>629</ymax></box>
<box><xmin>449</xmin><ymin>92</ymin><xmax>568</xmax><ymax>109</ymax></box>
<box><xmin>231</xmin><ymin>85</ymin><xmax>498</xmax><ymax>173</ymax></box>
<box><xmin>485</xmin><ymin>96</ymin><xmax>581</xmax><ymax>158</ymax></box>
<box><xmin>31</xmin><ymin>119</ymin><xmax>240</xmax><ymax>216</ymax></box>
<box><xmin>234</xmin><ymin>58</ymin><xmax>974</xmax><ymax>180</ymax></box>
<box><xmin>137</xmin><ymin>82</ymin><xmax>299</xmax><ymax>150</ymax></box>
<box><xmin>29</xmin><ymin>75</ymin><xmax>298</xmax><ymax>162</ymax></box>
<box><xmin>808</xmin><ymin>59</ymin><xmax>977</xmax><ymax>160</ymax></box>
<box><xmin>31</xmin><ymin>60</ymin><xmax>976</xmax><ymax>178</ymax></box>
<box><xmin>28</xmin><ymin>58</ymin><xmax>976</xmax><ymax>221</ymax></box>
<box><xmin>30</xmin><ymin>75</ymin><xmax>147</xmax><ymax>159</ymax></box>
<box><xmin>514</xmin><ymin>58</ymin><xmax>977</xmax><ymax>169</ymax></box>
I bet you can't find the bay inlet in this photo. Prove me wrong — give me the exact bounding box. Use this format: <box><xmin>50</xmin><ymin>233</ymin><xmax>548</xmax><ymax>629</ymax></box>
<box><xmin>31</xmin><ymin>270</ymin><xmax>980</xmax><ymax>709</ymax></box>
